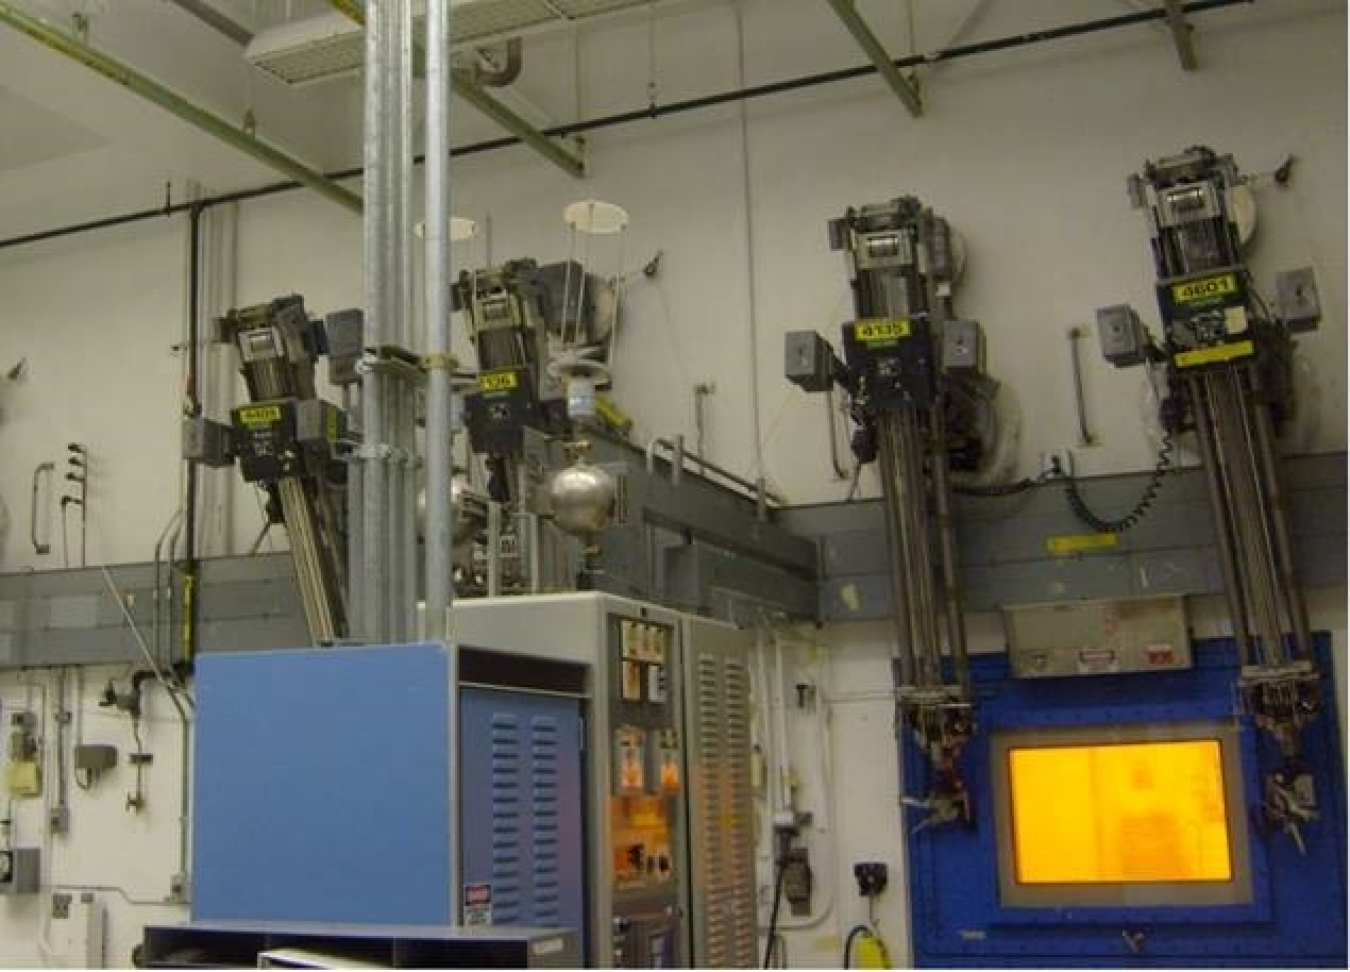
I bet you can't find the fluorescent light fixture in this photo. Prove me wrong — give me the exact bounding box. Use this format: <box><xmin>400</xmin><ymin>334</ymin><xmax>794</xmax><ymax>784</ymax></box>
<box><xmin>246</xmin><ymin>0</ymin><xmax>698</xmax><ymax>87</ymax></box>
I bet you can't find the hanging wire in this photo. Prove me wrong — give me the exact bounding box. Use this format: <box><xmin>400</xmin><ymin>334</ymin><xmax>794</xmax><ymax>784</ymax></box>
<box><xmin>646</xmin><ymin>0</ymin><xmax>658</xmax><ymax>114</ymax></box>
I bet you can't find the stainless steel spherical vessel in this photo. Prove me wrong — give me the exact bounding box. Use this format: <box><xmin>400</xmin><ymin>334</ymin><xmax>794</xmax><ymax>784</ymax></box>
<box><xmin>548</xmin><ymin>459</ymin><xmax>616</xmax><ymax>536</ymax></box>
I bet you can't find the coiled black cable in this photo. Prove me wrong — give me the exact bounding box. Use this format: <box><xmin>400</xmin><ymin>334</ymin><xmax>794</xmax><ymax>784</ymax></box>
<box><xmin>762</xmin><ymin>857</ymin><xmax>787</xmax><ymax>969</ymax></box>
<box><xmin>1057</xmin><ymin>433</ymin><xmax>1174</xmax><ymax>534</ymax></box>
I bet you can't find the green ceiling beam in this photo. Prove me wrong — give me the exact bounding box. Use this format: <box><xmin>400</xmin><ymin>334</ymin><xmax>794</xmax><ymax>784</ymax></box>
<box><xmin>0</xmin><ymin>1</ymin><xmax>362</xmax><ymax>212</ymax></box>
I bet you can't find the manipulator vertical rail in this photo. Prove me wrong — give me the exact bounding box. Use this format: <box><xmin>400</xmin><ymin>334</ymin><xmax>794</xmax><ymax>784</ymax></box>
<box><xmin>185</xmin><ymin>296</ymin><xmax>352</xmax><ymax>645</ymax></box>
<box><xmin>1095</xmin><ymin>146</ymin><xmax>1324</xmax><ymax>846</ymax></box>
<box><xmin>786</xmin><ymin>198</ymin><xmax>989</xmax><ymax>829</ymax></box>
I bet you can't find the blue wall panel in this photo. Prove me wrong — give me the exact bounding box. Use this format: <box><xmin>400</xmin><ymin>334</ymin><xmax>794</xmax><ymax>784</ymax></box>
<box><xmin>193</xmin><ymin>644</ymin><xmax>455</xmax><ymax>924</ymax></box>
<box><xmin>459</xmin><ymin>688</ymin><xmax>586</xmax><ymax>953</ymax></box>
<box><xmin>905</xmin><ymin>637</ymin><xmax>1347</xmax><ymax>967</ymax></box>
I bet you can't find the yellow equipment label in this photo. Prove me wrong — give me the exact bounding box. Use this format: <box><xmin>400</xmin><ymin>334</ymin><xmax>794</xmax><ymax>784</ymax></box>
<box><xmin>326</xmin><ymin>407</ymin><xmax>339</xmax><ymax>442</ymax></box>
<box><xmin>237</xmin><ymin>404</ymin><xmax>282</xmax><ymax>427</ymax></box>
<box><xmin>478</xmin><ymin>371</ymin><xmax>519</xmax><ymax>393</ymax></box>
<box><xmin>854</xmin><ymin>318</ymin><xmax>912</xmax><ymax>343</ymax></box>
<box><xmin>1174</xmin><ymin>340</ymin><xmax>1255</xmax><ymax>369</ymax></box>
<box><xmin>1046</xmin><ymin>532</ymin><xmax>1120</xmax><ymax>555</ymax></box>
<box><xmin>1171</xmin><ymin>273</ymin><xmax>1238</xmax><ymax>305</ymax></box>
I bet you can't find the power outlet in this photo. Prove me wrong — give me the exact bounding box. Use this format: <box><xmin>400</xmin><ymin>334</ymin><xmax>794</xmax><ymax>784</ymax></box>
<box><xmin>1040</xmin><ymin>449</ymin><xmax>1074</xmax><ymax>479</ymax></box>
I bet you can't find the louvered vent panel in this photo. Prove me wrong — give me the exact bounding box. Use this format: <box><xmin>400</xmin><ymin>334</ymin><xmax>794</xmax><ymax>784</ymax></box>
<box><xmin>489</xmin><ymin>713</ymin><xmax>524</xmax><ymax>924</ymax></box>
<box><xmin>723</xmin><ymin>660</ymin><xmax>758</xmax><ymax>967</ymax></box>
<box><xmin>530</xmin><ymin>716</ymin><xmax>562</xmax><ymax>926</ymax></box>
<box><xmin>689</xmin><ymin>647</ymin><xmax>757</xmax><ymax>968</ymax></box>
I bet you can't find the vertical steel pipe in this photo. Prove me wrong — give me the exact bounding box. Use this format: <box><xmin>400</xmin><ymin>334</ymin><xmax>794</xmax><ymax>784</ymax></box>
<box><xmin>360</xmin><ymin>0</ymin><xmax>395</xmax><ymax>641</ymax></box>
<box><xmin>424</xmin><ymin>0</ymin><xmax>454</xmax><ymax>641</ymax></box>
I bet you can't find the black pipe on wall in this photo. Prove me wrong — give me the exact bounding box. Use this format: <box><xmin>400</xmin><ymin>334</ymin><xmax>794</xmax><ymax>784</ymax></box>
<box><xmin>180</xmin><ymin>202</ymin><xmax>204</xmax><ymax>673</ymax></box>
<box><xmin>0</xmin><ymin>0</ymin><xmax>1250</xmax><ymax>253</ymax></box>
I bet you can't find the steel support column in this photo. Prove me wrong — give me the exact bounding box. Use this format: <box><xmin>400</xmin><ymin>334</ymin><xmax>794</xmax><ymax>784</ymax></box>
<box><xmin>425</xmin><ymin>0</ymin><xmax>454</xmax><ymax>640</ymax></box>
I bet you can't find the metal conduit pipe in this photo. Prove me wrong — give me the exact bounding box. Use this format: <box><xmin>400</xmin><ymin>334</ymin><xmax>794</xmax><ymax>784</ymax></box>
<box><xmin>424</xmin><ymin>0</ymin><xmax>454</xmax><ymax>641</ymax></box>
<box><xmin>359</xmin><ymin>0</ymin><xmax>394</xmax><ymax>641</ymax></box>
<box><xmin>0</xmin><ymin>0</ymin><xmax>1250</xmax><ymax>254</ymax></box>
<box><xmin>181</xmin><ymin>203</ymin><xmax>204</xmax><ymax>671</ymax></box>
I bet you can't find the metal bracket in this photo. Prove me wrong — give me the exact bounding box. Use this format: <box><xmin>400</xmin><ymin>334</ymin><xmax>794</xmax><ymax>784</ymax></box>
<box><xmin>1161</xmin><ymin>0</ymin><xmax>1198</xmax><ymax>71</ymax></box>
<box><xmin>823</xmin><ymin>0</ymin><xmax>922</xmax><ymax>117</ymax></box>
<box><xmin>420</xmin><ymin>352</ymin><xmax>459</xmax><ymax>373</ymax></box>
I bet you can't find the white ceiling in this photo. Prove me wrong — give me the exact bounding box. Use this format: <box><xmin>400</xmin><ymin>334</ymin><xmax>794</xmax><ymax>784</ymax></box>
<box><xmin>0</xmin><ymin>0</ymin><xmax>1331</xmax><ymax>242</ymax></box>
<box><xmin>0</xmin><ymin>84</ymin><xmax>105</xmax><ymax>173</ymax></box>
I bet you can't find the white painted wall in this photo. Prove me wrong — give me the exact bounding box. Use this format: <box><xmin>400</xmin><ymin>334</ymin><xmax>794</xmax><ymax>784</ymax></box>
<box><xmin>0</xmin><ymin>0</ymin><xmax>1343</xmax><ymax>966</ymax></box>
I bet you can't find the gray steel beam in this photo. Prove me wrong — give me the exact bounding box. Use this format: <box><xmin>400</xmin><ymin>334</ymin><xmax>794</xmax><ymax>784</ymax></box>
<box><xmin>0</xmin><ymin>2</ymin><xmax>362</xmax><ymax>212</ymax></box>
<box><xmin>823</xmin><ymin>0</ymin><xmax>922</xmax><ymax>117</ymax></box>
<box><xmin>785</xmin><ymin>452</ymin><xmax>1346</xmax><ymax>622</ymax></box>
<box><xmin>1161</xmin><ymin>0</ymin><xmax>1198</xmax><ymax>70</ymax></box>
<box><xmin>330</xmin><ymin>0</ymin><xmax>586</xmax><ymax>178</ymax></box>
<box><xmin>451</xmin><ymin>76</ymin><xmax>586</xmax><ymax>177</ymax></box>
<box><xmin>165</xmin><ymin>0</ymin><xmax>254</xmax><ymax>45</ymax></box>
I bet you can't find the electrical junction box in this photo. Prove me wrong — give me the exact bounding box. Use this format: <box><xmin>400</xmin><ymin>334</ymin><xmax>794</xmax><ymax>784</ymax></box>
<box><xmin>1275</xmin><ymin>266</ymin><xmax>1321</xmax><ymax>332</ymax></box>
<box><xmin>47</xmin><ymin>892</ymin><xmax>105</xmax><ymax>966</ymax></box>
<box><xmin>6</xmin><ymin>760</ymin><xmax>41</xmax><ymax>797</ymax></box>
<box><xmin>0</xmin><ymin>847</ymin><xmax>40</xmax><ymax>895</ymax></box>
<box><xmin>1003</xmin><ymin>593</ymin><xmax>1190</xmax><ymax>678</ymax></box>
<box><xmin>182</xmin><ymin>415</ymin><xmax>234</xmax><ymax>467</ymax></box>
<box><xmin>1096</xmin><ymin>304</ymin><xmax>1149</xmax><ymax>367</ymax></box>
<box><xmin>74</xmin><ymin>744</ymin><xmax>117</xmax><ymax>774</ymax></box>
<box><xmin>784</xmin><ymin>330</ymin><xmax>837</xmax><ymax>393</ymax></box>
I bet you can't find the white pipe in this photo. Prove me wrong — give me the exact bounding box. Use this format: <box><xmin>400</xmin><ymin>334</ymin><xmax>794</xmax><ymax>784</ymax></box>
<box><xmin>772</xmin><ymin>628</ymin><xmax>792</xmax><ymax>815</ymax></box>
<box><xmin>733</xmin><ymin>8</ymin><xmax>766</xmax><ymax>483</ymax></box>
<box><xmin>424</xmin><ymin>0</ymin><xmax>453</xmax><ymax>641</ymax></box>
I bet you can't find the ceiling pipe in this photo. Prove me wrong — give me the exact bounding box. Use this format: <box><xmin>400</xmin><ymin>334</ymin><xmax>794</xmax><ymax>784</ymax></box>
<box><xmin>0</xmin><ymin>1</ymin><xmax>362</xmax><ymax>213</ymax></box>
<box><xmin>0</xmin><ymin>0</ymin><xmax>1251</xmax><ymax>254</ymax></box>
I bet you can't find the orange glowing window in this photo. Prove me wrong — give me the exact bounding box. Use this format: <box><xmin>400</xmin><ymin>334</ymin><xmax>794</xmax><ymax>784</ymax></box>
<box><xmin>1008</xmin><ymin>739</ymin><xmax>1233</xmax><ymax>884</ymax></box>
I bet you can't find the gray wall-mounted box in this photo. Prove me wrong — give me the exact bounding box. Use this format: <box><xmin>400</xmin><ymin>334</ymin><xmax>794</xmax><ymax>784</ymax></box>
<box><xmin>1003</xmin><ymin>594</ymin><xmax>1190</xmax><ymax>679</ymax></box>
<box><xmin>0</xmin><ymin>847</ymin><xmax>40</xmax><ymax>895</ymax></box>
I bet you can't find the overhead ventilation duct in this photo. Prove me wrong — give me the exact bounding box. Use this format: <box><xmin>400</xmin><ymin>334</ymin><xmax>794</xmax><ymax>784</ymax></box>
<box><xmin>246</xmin><ymin>0</ymin><xmax>692</xmax><ymax>86</ymax></box>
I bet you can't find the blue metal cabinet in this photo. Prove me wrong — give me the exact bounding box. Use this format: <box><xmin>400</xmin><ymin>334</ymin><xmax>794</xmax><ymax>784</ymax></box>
<box><xmin>905</xmin><ymin>637</ymin><xmax>1347</xmax><ymax>967</ymax></box>
<box><xmin>459</xmin><ymin>687</ymin><xmax>586</xmax><ymax>954</ymax></box>
<box><xmin>193</xmin><ymin>644</ymin><xmax>456</xmax><ymax>925</ymax></box>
